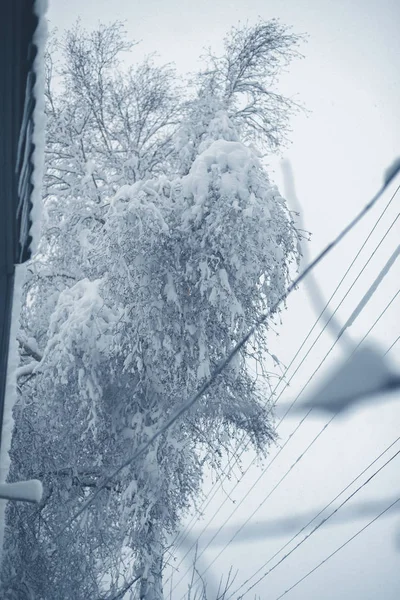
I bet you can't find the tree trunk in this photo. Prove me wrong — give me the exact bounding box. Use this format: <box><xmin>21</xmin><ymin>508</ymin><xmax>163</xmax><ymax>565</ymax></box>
<box><xmin>139</xmin><ymin>520</ymin><xmax>164</xmax><ymax>600</ymax></box>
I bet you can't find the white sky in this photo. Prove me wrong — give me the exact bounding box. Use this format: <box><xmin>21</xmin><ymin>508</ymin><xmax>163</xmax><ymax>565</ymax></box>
<box><xmin>48</xmin><ymin>1</ymin><xmax>400</xmax><ymax>598</ymax></box>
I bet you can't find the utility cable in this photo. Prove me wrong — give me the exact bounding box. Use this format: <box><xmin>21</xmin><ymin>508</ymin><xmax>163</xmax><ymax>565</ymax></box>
<box><xmin>385</xmin><ymin>334</ymin><xmax>400</xmax><ymax>356</ymax></box>
<box><xmin>170</xmin><ymin>260</ymin><xmax>400</xmax><ymax>582</ymax></box>
<box><xmin>273</xmin><ymin>496</ymin><xmax>400</xmax><ymax>600</ymax></box>
<box><xmin>168</xmin><ymin>199</ymin><xmax>400</xmax><ymax>562</ymax></box>
<box><xmin>229</xmin><ymin>437</ymin><xmax>400</xmax><ymax>598</ymax></box>
<box><xmin>168</xmin><ymin>181</ymin><xmax>400</xmax><ymax>559</ymax></box>
<box><xmin>64</xmin><ymin>162</ymin><xmax>400</xmax><ymax>532</ymax></box>
<box><xmin>182</xmin><ymin>289</ymin><xmax>399</xmax><ymax>593</ymax></box>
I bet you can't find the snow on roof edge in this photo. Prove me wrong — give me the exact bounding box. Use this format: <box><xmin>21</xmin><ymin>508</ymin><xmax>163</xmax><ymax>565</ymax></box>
<box><xmin>29</xmin><ymin>0</ymin><xmax>48</xmax><ymax>256</ymax></box>
<box><xmin>0</xmin><ymin>0</ymin><xmax>48</xmax><ymax>564</ymax></box>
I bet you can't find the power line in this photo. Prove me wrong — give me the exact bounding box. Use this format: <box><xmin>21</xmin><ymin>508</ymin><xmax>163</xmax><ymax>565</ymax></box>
<box><xmin>385</xmin><ymin>334</ymin><xmax>400</xmax><ymax>356</ymax></box>
<box><xmin>353</xmin><ymin>288</ymin><xmax>399</xmax><ymax>353</ymax></box>
<box><xmin>168</xmin><ymin>196</ymin><xmax>400</xmax><ymax>562</ymax></box>
<box><xmin>187</xmin><ymin>415</ymin><xmax>337</xmax><ymax>586</ymax></box>
<box><xmin>168</xmin><ymin>187</ymin><xmax>398</xmax><ymax>546</ymax></box>
<box><xmin>282</xmin><ymin>283</ymin><xmax>400</xmax><ymax>418</ymax></box>
<box><xmin>275</xmin><ymin>220</ymin><xmax>399</xmax><ymax>423</ymax></box>
<box><xmin>168</xmin><ymin>180</ymin><xmax>400</xmax><ymax>590</ymax></box>
<box><xmin>275</xmin><ymin>279</ymin><xmax>399</xmax><ymax>430</ymax></box>
<box><xmin>281</xmin><ymin>159</ymin><xmax>351</xmax><ymax>347</ymax></box>
<box><xmin>229</xmin><ymin>438</ymin><xmax>400</xmax><ymax>598</ymax></box>
<box><xmin>168</xmin><ymin>410</ymin><xmax>314</xmax><ymax>588</ymax></box>
<box><xmin>64</xmin><ymin>163</ymin><xmax>400</xmax><ymax>532</ymax></box>
<box><xmin>168</xmin><ymin>268</ymin><xmax>400</xmax><ymax>584</ymax></box>
<box><xmin>202</xmin><ymin>495</ymin><xmax>400</xmax><ymax>546</ymax></box>
<box><xmin>180</xmin><ymin>291</ymin><xmax>399</xmax><ymax>593</ymax></box>
<box><xmin>273</xmin><ymin>495</ymin><xmax>400</xmax><ymax>600</ymax></box>
<box><xmin>279</xmin><ymin>332</ymin><xmax>400</xmax><ymax>414</ymax></box>
<box><xmin>337</xmin><ymin>244</ymin><xmax>400</xmax><ymax>339</ymax></box>
<box><xmin>271</xmin><ymin>183</ymin><xmax>399</xmax><ymax>403</ymax></box>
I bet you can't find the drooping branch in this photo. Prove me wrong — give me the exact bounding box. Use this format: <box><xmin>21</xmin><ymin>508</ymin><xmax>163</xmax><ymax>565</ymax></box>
<box><xmin>99</xmin><ymin>571</ymin><xmax>143</xmax><ymax>600</ymax></box>
<box><xmin>17</xmin><ymin>336</ymin><xmax>43</xmax><ymax>362</ymax></box>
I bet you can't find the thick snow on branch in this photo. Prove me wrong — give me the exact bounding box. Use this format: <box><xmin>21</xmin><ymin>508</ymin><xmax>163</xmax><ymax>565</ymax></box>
<box><xmin>17</xmin><ymin>335</ymin><xmax>42</xmax><ymax>362</ymax></box>
<box><xmin>16</xmin><ymin>362</ymin><xmax>38</xmax><ymax>379</ymax></box>
<box><xmin>40</xmin><ymin>278</ymin><xmax>119</xmax><ymax>437</ymax></box>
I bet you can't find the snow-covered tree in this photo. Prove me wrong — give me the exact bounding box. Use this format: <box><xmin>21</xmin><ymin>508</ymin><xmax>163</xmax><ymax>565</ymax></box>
<box><xmin>175</xmin><ymin>20</ymin><xmax>300</xmax><ymax>175</ymax></box>
<box><xmin>1</xmin><ymin>20</ymin><xmax>302</xmax><ymax>600</ymax></box>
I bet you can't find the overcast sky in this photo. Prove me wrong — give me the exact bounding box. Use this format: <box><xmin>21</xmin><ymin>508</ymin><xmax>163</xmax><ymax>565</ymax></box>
<box><xmin>48</xmin><ymin>1</ymin><xmax>400</xmax><ymax>598</ymax></box>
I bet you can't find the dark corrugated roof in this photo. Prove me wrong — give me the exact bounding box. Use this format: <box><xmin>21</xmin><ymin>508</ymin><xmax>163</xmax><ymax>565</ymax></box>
<box><xmin>0</xmin><ymin>0</ymin><xmax>39</xmax><ymax>449</ymax></box>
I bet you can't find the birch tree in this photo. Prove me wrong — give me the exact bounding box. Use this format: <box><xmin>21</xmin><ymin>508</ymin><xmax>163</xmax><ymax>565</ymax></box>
<box><xmin>1</xmin><ymin>20</ymin><xmax>302</xmax><ymax>600</ymax></box>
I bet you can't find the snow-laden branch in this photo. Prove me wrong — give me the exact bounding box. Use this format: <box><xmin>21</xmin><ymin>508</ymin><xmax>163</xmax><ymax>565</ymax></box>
<box><xmin>98</xmin><ymin>572</ymin><xmax>142</xmax><ymax>600</ymax></box>
<box><xmin>17</xmin><ymin>335</ymin><xmax>43</xmax><ymax>362</ymax></box>
<box><xmin>16</xmin><ymin>362</ymin><xmax>38</xmax><ymax>379</ymax></box>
